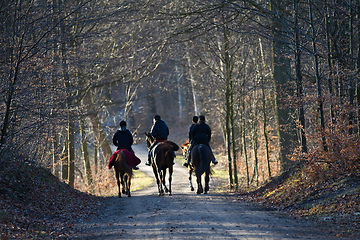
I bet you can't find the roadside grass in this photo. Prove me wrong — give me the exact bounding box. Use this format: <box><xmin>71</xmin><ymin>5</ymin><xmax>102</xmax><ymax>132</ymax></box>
<box><xmin>106</xmin><ymin>170</ymin><xmax>153</xmax><ymax>197</ymax></box>
<box><xmin>131</xmin><ymin>170</ymin><xmax>153</xmax><ymax>191</ymax></box>
<box><xmin>210</xmin><ymin>168</ymin><xmax>229</xmax><ymax>193</ymax></box>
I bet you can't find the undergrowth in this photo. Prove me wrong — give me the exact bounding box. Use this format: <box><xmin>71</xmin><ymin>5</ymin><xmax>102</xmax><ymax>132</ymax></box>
<box><xmin>0</xmin><ymin>156</ymin><xmax>102</xmax><ymax>239</ymax></box>
<box><xmin>237</xmin><ymin>160</ymin><xmax>360</xmax><ymax>238</ymax></box>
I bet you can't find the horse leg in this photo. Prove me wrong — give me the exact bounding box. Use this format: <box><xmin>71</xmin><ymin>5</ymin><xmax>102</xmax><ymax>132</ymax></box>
<box><xmin>116</xmin><ymin>171</ymin><xmax>121</xmax><ymax>198</ymax></box>
<box><xmin>196</xmin><ymin>173</ymin><xmax>203</xmax><ymax>194</ymax></box>
<box><xmin>158</xmin><ymin>170</ymin><xmax>164</xmax><ymax>196</ymax></box>
<box><xmin>120</xmin><ymin>172</ymin><xmax>126</xmax><ymax>194</ymax></box>
<box><xmin>127</xmin><ymin>174</ymin><xmax>131</xmax><ymax>197</ymax></box>
<box><xmin>168</xmin><ymin>167</ymin><xmax>173</xmax><ymax>196</ymax></box>
<box><xmin>152</xmin><ymin>165</ymin><xmax>162</xmax><ymax>196</ymax></box>
<box><xmin>123</xmin><ymin>174</ymin><xmax>128</xmax><ymax>196</ymax></box>
<box><xmin>162</xmin><ymin>170</ymin><xmax>169</xmax><ymax>193</ymax></box>
<box><xmin>189</xmin><ymin>168</ymin><xmax>194</xmax><ymax>191</ymax></box>
<box><xmin>204</xmin><ymin>170</ymin><xmax>210</xmax><ymax>194</ymax></box>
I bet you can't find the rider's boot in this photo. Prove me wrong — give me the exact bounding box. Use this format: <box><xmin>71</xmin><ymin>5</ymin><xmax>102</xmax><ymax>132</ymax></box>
<box><xmin>145</xmin><ymin>154</ymin><xmax>151</xmax><ymax>166</ymax></box>
<box><xmin>173</xmin><ymin>151</ymin><xmax>176</xmax><ymax>165</ymax></box>
<box><xmin>183</xmin><ymin>152</ymin><xmax>191</xmax><ymax>167</ymax></box>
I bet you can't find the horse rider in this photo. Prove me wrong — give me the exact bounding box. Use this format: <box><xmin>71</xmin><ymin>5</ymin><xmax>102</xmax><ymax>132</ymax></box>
<box><xmin>112</xmin><ymin>120</ymin><xmax>139</xmax><ymax>170</ymax></box>
<box><xmin>183</xmin><ymin>116</ymin><xmax>198</xmax><ymax>167</ymax></box>
<box><xmin>145</xmin><ymin>115</ymin><xmax>173</xmax><ymax>166</ymax></box>
<box><xmin>183</xmin><ymin>115</ymin><xmax>218</xmax><ymax>167</ymax></box>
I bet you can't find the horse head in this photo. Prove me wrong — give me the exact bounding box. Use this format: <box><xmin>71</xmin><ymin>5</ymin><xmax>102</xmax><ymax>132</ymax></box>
<box><xmin>144</xmin><ymin>132</ymin><xmax>154</xmax><ymax>148</ymax></box>
<box><xmin>181</xmin><ymin>140</ymin><xmax>190</xmax><ymax>157</ymax></box>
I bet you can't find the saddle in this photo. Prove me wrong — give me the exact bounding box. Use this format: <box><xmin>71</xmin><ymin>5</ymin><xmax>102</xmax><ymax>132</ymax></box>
<box><xmin>108</xmin><ymin>149</ymin><xmax>141</xmax><ymax>169</ymax></box>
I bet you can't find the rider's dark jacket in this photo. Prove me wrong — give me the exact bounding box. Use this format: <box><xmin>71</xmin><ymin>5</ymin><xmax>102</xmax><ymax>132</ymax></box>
<box><xmin>190</xmin><ymin>121</ymin><xmax>211</xmax><ymax>146</ymax></box>
<box><xmin>188</xmin><ymin>123</ymin><xmax>196</xmax><ymax>142</ymax></box>
<box><xmin>150</xmin><ymin>119</ymin><xmax>169</xmax><ymax>141</ymax></box>
<box><xmin>113</xmin><ymin>128</ymin><xmax>134</xmax><ymax>152</ymax></box>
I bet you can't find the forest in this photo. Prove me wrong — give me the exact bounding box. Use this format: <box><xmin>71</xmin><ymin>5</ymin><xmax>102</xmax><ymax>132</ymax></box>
<box><xmin>1</xmin><ymin>0</ymin><xmax>360</xmax><ymax>221</ymax></box>
<box><xmin>1</xmin><ymin>0</ymin><xmax>360</xmax><ymax>238</ymax></box>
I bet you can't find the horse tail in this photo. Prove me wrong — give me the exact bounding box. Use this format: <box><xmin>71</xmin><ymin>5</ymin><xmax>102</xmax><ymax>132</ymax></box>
<box><xmin>196</xmin><ymin>145</ymin><xmax>211</xmax><ymax>175</ymax></box>
<box><xmin>164</xmin><ymin>148</ymin><xmax>174</xmax><ymax>164</ymax></box>
<box><xmin>115</xmin><ymin>151</ymin><xmax>132</xmax><ymax>177</ymax></box>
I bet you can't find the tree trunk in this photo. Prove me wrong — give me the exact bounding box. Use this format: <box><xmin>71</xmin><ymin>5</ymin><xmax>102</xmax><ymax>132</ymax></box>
<box><xmin>357</xmin><ymin>0</ymin><xmax>360</xmax><ymax>137</ymax></box>
<box><xmin>325</xmin><ymin>1</ymin><xmax>336</xmax><ymax>125</ymax></box>
<box><xmin>259</xmin><ymin>38</ymin><xmax>272</xmax><ymax>178</ymax></box>
<box><xmin>242</xmin><ymin>98</ymin><xmax>250</xmax><ymax>187</ymax></box>
<box><xmin>251</xmin><ymin>87</ymin><xmax>259</xmax><ymax>186</ymax></box>
<box><xmin>83</xmin><ymin>91</ymin><xmax>112</xmax><ymax>162</ymax></box>
<box><xmin>68</xmin><ymin>113</ymin><xmax>75</xmax><ymax>188</ymax></box>
<box><xmin>294</xmin><ymin>0</ymin><xmax>307</xmax><ymax>153</ymax></box>
<box><xmin>186</xmin><ymin>43</ymin><xmax>199</xmax><ymax>115</ymax></box>
<box><xmin>80</xmin><ymin>117</ymin><xmax>93</xmax><ymax>187</ymax></box>
<box><xmin>231</xmin><ymin>96</ymin><xmax>239</xmax><ymax>190</ymax></box>
<box><xmin>62</xmin><ymin>134</ymin><xmax>69</xmax><ymax>181</ymax></box>
<box><xmin>270</xmin><ymin>0</ymin><xmax>295</xmax><ymax>171</ymax></box>
<box><xmin>222</xmin><ymin>22</ymin><xmax>234</xmax><ymax>189</ymax></box>
<box><xmin>309</xmin><ymin>0</ymin><xmax>327</xmax><ymax>151</ymax></box>
<box><xmin>52</xmin><ymin>126</ymin><xmax>60</xmax><ymax>178</ymax></box>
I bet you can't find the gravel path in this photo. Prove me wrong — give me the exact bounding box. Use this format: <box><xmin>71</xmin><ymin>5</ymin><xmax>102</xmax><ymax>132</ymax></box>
<box><xmin>73</xmin><ymin>144</ymin><xmax>347</xmax><ymax>240</ymax></box>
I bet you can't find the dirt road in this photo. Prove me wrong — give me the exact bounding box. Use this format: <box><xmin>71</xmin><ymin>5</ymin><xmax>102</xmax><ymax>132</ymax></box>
<box><xmin>73</xmin><ymin>144</ymin><xmax>345</xmax><ymax>239</ymax></box>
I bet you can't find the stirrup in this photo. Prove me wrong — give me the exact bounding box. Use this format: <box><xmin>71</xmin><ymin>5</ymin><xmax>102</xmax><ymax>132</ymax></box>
<box><xmin>145</xmin><ymin>161</ymin><xmax>151</xmax><ymax>166</ymax></box>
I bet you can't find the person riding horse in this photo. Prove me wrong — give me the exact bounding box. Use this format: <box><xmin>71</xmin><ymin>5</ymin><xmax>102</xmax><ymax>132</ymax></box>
<box><xmin>145</xmin><ymin>115</ymin><xmax>175</xmax><ymax>166</ymax></box>
<box><xmin>183</xmin><ymin>115</ymin><xmax>218</xmax><ymax>167</ymax></box>
<box><xmin>111</xmin><ymin>120</ymin><xmax>139</xmax><ymax>170</ymax></box>
<box><xmin>182</xmin><ymin>116</ymin><xmax>198</xmax><ymax>166</ymax></box>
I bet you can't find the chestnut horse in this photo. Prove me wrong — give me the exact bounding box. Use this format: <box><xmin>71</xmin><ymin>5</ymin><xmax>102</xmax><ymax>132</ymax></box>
<box><xmin>181</xmin><ymin>141</ymin><xmax>195</xmax><ymax>191</ymax></box>
<box><xmin>182</xmin><ymin>141</ymin><xmax>212</xmax><ymax>194</ymax></box>
<box><xmin>113</xmin><ymin>150</ymin><xmax>132</xmax><ymax>197</ymax></box>
<box><xmin>145</xmin><ymin>132</ymin><xmax>178</xmax><ymax>196</ymax></box>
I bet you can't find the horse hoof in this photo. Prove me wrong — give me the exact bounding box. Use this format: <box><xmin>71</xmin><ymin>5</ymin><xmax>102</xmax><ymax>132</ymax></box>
<box><xmin>122</xmin><ymin>190</ymin><xmax>125</xmax><ymax>194</ymax></box>
<box><xmin>128</xmin><ymin>194</ymin><xmax>131</xmax><ymax>197</ymax></box>
<box><xmin>190</xmin><ymin>187</ymin><xmax>194</xmax><ymax>191</ymax></box>
<box><xmin>118</xmin><ymin>194</ymin><xmax>122</xmax><ymax>198</ymax></box>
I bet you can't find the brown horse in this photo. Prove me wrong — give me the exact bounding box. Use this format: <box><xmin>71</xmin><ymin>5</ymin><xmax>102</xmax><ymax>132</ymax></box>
<box><xmin>181</xmin><ymin>141</ymin><xmax>195</xmax><ymax>191</ymax></box>
<box><xmin>113</xmin><ymin>150</ymin><xmax>132</xmax><ymax>198</ymax></box>
<box><xmin>190</xmin><ymin>144</ymin><xmax>212</xmax><ymax>194</ymax></box>
<box><xmin>145</xmin><ymin>132</ymin><xmax>178</xmax><ymax>196</ymax></box>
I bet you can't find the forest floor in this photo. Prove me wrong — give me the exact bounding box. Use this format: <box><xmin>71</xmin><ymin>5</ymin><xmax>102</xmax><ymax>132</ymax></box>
<box><xmin>0</xmin><ymin>144</ymin><xmax>359</xmax><ymax>239</ymax></box>
<box><xmin>235</xmin><ymin>166</ymin><xmax>360</xmax><ymax>239</ymax></box>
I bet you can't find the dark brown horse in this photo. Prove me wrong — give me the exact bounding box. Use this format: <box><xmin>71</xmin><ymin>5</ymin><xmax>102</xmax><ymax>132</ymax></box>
<box><xmin>190</xmin><ymin>144</ymin><xmax>212</xmax><ymax>194</ymax></box>
<box><xmin>113</xmin><ymin>150</ymin><xmax>132</xmax><ymax>197</ymax></box>
<box><xmin>145</xmin><ymin>132</ymin><xmax>178</xmax><ymax>196</ymax></box>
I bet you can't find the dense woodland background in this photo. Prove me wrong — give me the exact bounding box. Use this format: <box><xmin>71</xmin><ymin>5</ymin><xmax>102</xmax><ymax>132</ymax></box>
<box><xmin>1</xmin><ymin>0</ymin><xmax>360</xmax><ymax>194</ymax></box>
